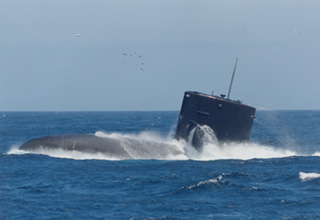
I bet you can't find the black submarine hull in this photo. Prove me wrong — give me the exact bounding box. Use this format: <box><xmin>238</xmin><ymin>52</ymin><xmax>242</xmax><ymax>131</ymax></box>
<box><xmin>175</xmin><ymin>91</ymin><xmax>256</xmax><ymax>148</ymax></box>
<box><xmin>19</xmin><ymin>134</ymin><xmax>183</xmax><ymax>159</ymax></box>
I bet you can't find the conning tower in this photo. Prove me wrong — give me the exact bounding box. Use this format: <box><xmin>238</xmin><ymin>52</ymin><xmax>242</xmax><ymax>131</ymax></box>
<box><xmin>174</xmin><ymin>58</ymin><xmax>256</xmax><ymax>149</ymax></box>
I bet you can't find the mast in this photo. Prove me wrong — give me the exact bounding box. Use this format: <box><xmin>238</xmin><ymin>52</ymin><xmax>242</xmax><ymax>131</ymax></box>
<box><xmin>227</xmin><ymin>57</ymin><xmax>238</xmax><ymax>99</ymax></box>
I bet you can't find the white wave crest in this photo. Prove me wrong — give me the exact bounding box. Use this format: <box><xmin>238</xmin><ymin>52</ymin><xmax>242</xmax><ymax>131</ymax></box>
<box><xmin>187</xmin><ymin>176</ymin><xmax>224</xmax><ymax>189</ymax></box>
<box><xmin>187</xmin><ymin>142</ymin><xmax>297</xmax><ymax>161</ymax></box>
<box><xmin>299</xmin><ymin>172</ymin><xmax>320</xmax><ymax>182</ymax></box>
<box><xmin>7</xmin><ymin>145</ymin><xmax>122</xmax><ymax>160</ymax></box>
<box><xmin>312</xmin><ymin>152</ymin><xmax>320</xmax><ymax>156</ymax></box>
<box><xmin>184</xmin><ymin>125</ymin><xmax>297</xmax><ymax>160</ymax></box>
<box><xmin>7</xmin><ymin>145</ymin><xmax>26</xmax><ymax>155</ymax></box>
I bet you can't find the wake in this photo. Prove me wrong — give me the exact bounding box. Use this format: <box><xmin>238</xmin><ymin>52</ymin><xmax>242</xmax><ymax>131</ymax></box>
<box><xmin>8</xmin><ymin>130</ymin><xmax>316</xmax><ymax>161</ymax></box>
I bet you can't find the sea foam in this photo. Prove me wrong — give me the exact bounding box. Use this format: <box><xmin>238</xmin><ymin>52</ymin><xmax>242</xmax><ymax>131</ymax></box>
<box><xmin>299</xmin><ymin>172</ymin><xmax>320</xmax><ymax>182</ymax></box>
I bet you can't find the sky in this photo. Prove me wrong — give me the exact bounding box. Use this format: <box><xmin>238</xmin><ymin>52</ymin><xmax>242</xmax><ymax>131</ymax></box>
<box><xmin>1</xmin><ymin>0</ymin><xmax>320</xmax><ymax>111</ymax></box>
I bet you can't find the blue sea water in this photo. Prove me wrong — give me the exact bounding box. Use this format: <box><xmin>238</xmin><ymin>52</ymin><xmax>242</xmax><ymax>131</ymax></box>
<box><xmin>0</xmin><ymin>111</ymin><xmax>319</xmax><ymax>219</ymax></box>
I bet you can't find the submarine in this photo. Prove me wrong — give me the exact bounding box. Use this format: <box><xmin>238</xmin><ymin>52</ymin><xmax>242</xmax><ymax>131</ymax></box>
<box><xmin>20</xmin><ymin>58</ymin><xmax>255</xmax><ymax>155</ymax></box>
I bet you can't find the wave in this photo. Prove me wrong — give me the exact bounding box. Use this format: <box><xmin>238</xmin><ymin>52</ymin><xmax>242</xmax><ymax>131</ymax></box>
<box><xmin>312</xmin><ymin>152</ymin><xmax>320</xmax><ymax>156</ymax></box>
<box><xmin>7</xmin><ymin>130</ymin><xmax>315</xmax><ymax>161</ymax></box>
<box><xmin>185</xmin><ymin>141</ymin><xmax>297</xmax><ymax>161</ymax></box>
<box><xmin>299</xmin><ymin>172</ymin><xmax>320</xmax><ymax>182</ymax></box>
<box><xmin>12</xmin><ymin>146</ymin><xmax>125</xmax><ymax>161</ymax></box>
<box><xmin>186</xmin><ymin>175</ymin><xmax>224</xmax><ymax>190</ymax></box>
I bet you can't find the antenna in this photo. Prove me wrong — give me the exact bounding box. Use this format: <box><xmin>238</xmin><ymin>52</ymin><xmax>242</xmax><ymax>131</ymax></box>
<box><xmin>227</xmin><ymin>57</ymin><xmax>238</xmax><ymax>99</ymax></box>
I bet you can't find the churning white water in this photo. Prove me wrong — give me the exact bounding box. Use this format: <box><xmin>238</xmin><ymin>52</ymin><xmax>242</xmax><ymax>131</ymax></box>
<box><xmin>8</xmin><ymin>127</ymin><xmax>305</xmax><ymax>161</ymax></box>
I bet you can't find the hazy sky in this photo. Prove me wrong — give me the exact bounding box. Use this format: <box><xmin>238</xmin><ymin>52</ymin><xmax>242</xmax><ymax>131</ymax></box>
<box><xmin>1</xmin><ymin>0</ymin><xmax>320</xmax><ymax>111</ymax></box>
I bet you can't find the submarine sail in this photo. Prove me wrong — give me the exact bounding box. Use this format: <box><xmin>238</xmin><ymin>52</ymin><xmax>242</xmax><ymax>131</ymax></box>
<box><xmin>174</xmin><ymin>59</ymin><xmax>256</xmax><ymax>149</ymax></box>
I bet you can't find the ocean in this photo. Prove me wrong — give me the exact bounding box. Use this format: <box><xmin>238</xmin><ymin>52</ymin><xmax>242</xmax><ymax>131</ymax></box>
<box><xmin>1</xmin><ymin>111</ymin><xmax>319</xmax><ymax>219</ymax></box>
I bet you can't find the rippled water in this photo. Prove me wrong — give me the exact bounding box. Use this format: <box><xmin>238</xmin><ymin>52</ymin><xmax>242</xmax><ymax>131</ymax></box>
<box><xmin>1</xmin><ymin>111</ymin><xmax>319</xmax><ymax>219</ymax></box>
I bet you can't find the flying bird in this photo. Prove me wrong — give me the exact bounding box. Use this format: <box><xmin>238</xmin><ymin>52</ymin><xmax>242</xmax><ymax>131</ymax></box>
<box><xmin>122</xmin><ymin>52</ymin><xmax>145</xmax><ymax>72</ymax></box>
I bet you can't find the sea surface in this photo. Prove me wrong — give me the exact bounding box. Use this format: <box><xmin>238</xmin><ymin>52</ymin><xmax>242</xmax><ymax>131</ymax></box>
<box><xmin>1</xmin><ymin>111</ymin><xmax>319</xmax><ymax>219</ymax></box>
